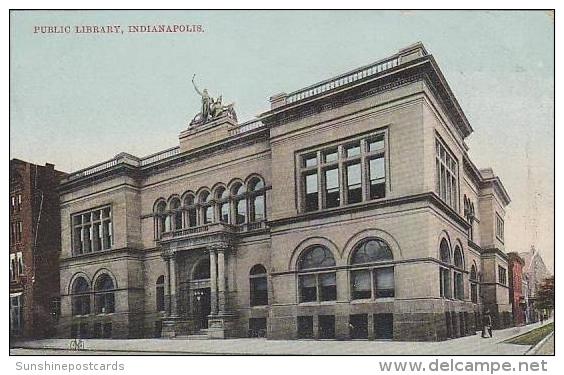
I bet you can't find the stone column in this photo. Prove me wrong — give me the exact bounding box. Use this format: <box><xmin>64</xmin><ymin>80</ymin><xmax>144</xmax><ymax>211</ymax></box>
<box><xmin>209</xmin><ymin>248</ymin><xmax>218</xmax><ymax>315</ymax></box>
<box><xmin>169</xmin><ymin>253</ymin><xmax>178</xmax><ymax>317</ymax></box>
<box><xmin>164</xmin><ymin>255</ymin><xmax>171</xmax><ymax>316</ymax></box>
<box><xmin>217</xmin><ymin>246</ymin><xmax>227</xmax><ymax>314</ymax></box>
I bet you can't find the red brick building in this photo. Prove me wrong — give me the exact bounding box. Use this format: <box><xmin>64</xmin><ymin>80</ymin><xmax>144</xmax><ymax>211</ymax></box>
<box><xmin>507</xmin><ymin>252</ymin><xmax>525</xmax><ymax>326</ymax></box>
<box><xmin>9</xmin><ymin>159</ymin><xmax>65</xmax><ymax>338</ymax></box>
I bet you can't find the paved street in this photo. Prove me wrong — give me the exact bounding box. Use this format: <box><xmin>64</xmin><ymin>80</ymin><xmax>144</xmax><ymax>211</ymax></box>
<box><xmin>11</xmin><ymin>320</ymin><xmax>551</xmax><ymax>356</ymax></box>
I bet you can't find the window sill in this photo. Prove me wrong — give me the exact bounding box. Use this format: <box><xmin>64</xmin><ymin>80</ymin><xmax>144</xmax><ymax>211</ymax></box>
<box><xmin>441</xmin><ymin>297</ymin><xmax>468</xmax><ymax>302</ymax></box>
<box><xmin>350</xmin><ymin>297</ymin><xmax>395</xmax><ymax>304</ymax></box>
<box><xmin>298</xmin><ymin>300</ymin><xmax>338</xmax><ymax>306</ymax></box>
<box><xmin>303</xmin><ymin>196</ymin><xmax>388</xmax><ymax>216</ymax></box>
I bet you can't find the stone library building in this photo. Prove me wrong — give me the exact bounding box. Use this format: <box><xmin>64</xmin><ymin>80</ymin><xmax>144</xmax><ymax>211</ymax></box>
<box><xmin>57</xmin><ymin>42</ymin><xmax>512</xmax><ymax>341</ymax></box>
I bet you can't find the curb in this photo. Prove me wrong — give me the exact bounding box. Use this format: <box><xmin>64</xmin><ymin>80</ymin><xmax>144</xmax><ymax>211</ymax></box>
<box><xmin>10</xmin><ymin>345</ymin><xmax>247</xmax><ymax>355</ymax></box>
<box><xmin>525</xmin><ymin>330</ymin><xmax>554</xmax><ymax>355</ymax></box>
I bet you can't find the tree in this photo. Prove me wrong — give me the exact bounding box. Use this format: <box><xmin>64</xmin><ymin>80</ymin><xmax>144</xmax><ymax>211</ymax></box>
<box><xmin>535</xmin><ymin>276</ymin><xmax>554</xmax><ymax>313</ymax></box>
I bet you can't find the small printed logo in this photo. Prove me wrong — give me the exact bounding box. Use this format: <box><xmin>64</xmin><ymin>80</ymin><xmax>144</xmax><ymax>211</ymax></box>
<box><xmin>68</xmin><ymin>338</ymin><xmax>85</xmax><ymax>351</ymax></box>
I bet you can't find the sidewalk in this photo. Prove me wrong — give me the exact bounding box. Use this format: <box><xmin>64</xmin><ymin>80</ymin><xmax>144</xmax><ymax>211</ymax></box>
<box><xmin>529</xmin><ymin>331</ymin><xmax>555</xmax><ymax>356</ymax></box>
<box><xmin>11</xmin><ymin>320</ymin><xmax>552</xmax><ymax>355</ymax></box>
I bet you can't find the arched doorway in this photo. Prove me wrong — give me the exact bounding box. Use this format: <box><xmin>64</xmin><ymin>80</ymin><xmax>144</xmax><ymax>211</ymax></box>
<box><xmin>191</xmin><ymin>258</ymin><xmax>211</xmax><ymax>330</ymax></box>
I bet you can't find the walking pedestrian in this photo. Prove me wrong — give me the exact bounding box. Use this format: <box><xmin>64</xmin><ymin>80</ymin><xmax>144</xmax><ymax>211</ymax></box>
<box><xmin>482</xmin><ymin>310</ymin><xmax>493</xmax><ymax>338</ymax></box>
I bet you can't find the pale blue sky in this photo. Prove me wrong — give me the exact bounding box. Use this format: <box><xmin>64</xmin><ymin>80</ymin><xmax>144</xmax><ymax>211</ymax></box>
<box><xmin>9</xmin><ymin>10</ymin><xmax>554</xmax><ymax>270</ymax></box>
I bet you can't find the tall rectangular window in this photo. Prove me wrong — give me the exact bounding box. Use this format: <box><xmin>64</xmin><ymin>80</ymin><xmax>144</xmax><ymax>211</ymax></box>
<box><xmin>319</xmin><ymin>273</ymin><xmax>337</xmax><ymax>301</ymax></box>
<box><xmin>251</xmin><ymin>195</ymin><xmax>265</xmax><ymax>222</ymax></box>
<box><xmin>435</xmin><ymin>138</ymin><xmax>458</xmax><ymax>210</ymax></box>
<box><xmin>299</xmin><ymin>274</ymin><xmax>317</xmax><ymax>302</ymax></box>
<box><xmin>498</xmin><ymin>266</ymin><xmax>507</xmax><ymax>285</ymax></box>
<box><xmin>346</xmin><ymin>162</ymin><xmax>362</xmax><ymax>204</ymax></box>
<box><xmin>351</xmin><ymin>270</ymin><xmax>371</xmax><ymax>299</ymax></box>
<box><xmin>324</xmin><ymin>167</ymin><xmax>340</xmax><ymax>208</ymax></box>
<box><xmin>220</xmin><ymin>202</ymin><xmax>230</xmax><ymax>223</ymax></box>
<box><xmin>374</xmin><ymin>267</ymin><xmax>394</xmax><ymax>298</ymax></box>
<box><xmin>495</xmin><ymin>214</ymin><xmax>504</xmax><ymax>242</ymax></box>
<box><xmin>471</xmin><ymin>283</ymin><xmax>478</xmax><ymax>303</ymax></box>
<box><xmin>10</xmin><ymin>223</ymin><xmax>17</xmax><ymax>245</ymax></box>
<box><xmin>10</xmin><ymin>254</ymin><xmax>16</xmax><ymax>280</ymax></box>
<box><xmin>304</xmin><ymin>172</ymin><xmax>319</xmax><ymax>212</ymax></box>
<box><xmin>299</xmin><ymin>131</ymin><xmax>387</xmax><ymax>212</ymax></box>
<box><xmin>440</xmin><ymin>267</ymin><xmax>451</xmax><ymax>298</ymax></box>
<box><xmin>16</xmin><ymin>252</ymin><xmax>24</xmax><ymax>275</ymax></box>
<box><xmin>369</xmin><ymin>156</ymin><xmax>385</xmax><ymax>199</ymax></box>
<box><xmin>250</xmin><ymin>276</ymin><xmax>268</xmax><ymax>306</ymax></box>
<box><xmin>16</xmin><ymin>221</ymin><xmax>23</xmax><ymax>243</ymax></box>
<box><xmin>454</xmin><ymin>272</ymin><xmax>464</xmax><ymax>300</ymax></box>
<box><xmin>235</xmin><ymin>199</ymin><xmax>245</xmax><ymax>224</ymax></box>
<box><xmin>188</xmin><ymin>208</ymin><xmax>197</xmax><ymax>227</ymax></box>
<box><xmin>72</xmin><ymin>206</ymin><xmax>112</xmax><ymax>256</ymax></box>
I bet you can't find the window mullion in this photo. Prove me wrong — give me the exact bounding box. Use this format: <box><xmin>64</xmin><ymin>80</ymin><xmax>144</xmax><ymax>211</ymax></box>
<box><xmin>371</xmin><ymin>268</ymin><xmax>376</xmax><ymax>300</ymax></box>
<box><xmin>339</xmin><ymin>160</ymin><xmax>345</xmax><ymax>206</ymax></box>
<box><xmin>360</xmin><ymin>140</ymin><xmax>368</xmax><ymax>203</ymax></box>
<box><xmin>361</xmin><ymin>154</ymin><xmax>368</xmax><ymax>202</ymax></box>
<box><xmin>317</xmin><ymin>158</ymin><xmax>322</xmax><ymax>210</ymax></box>
<box><xmin>316</xmin><ymin>273</ymin><xmax>321</xmax><ymax>302</ymax></box>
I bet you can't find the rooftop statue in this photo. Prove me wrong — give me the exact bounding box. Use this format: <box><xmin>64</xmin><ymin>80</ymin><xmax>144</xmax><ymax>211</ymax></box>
<box><xmin>190</xmin><ymin>74</ymin><xmax>237</xmax><ymax>126</ymax></box>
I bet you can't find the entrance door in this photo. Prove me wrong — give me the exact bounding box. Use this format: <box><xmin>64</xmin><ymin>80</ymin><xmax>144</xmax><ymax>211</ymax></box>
<box><xmin>193</xmin><ymin>288</ymin><xmax>211</xmax><ymax>330</ymax></box>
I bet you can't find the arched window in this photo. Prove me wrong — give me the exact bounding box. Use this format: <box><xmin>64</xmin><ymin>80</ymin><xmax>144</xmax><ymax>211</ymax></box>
<box><xmin>193</xmin><ymin>259</ymin><xmax>211</xmax><ymax>280</ymax></box>
<box><xmin>440</xmin><ymin>239</ymin><xmax>451</xmax><ymax>263</ymax></box>
<box><xmin>232</xmin><ymin>183</ymin><xmax>247</xmax><ymax>225</ymax></box>
<box><xmin>439</xmin><ymin>238</ymin><xmax>452</xmax><ymax>299</ymax></box>
<box><xmin>249</xmin><ymin>264</ymin><xmax>268</xmax><ymax>306</ymax></box>
<box><xmin>454</xmin><ymin>247</ymin><xmax>463</xmax><ymax>268</ymax></box>
<box><xmin>248</xmin><ymin>177</ymin><xmax>266</xmax><ymax>222</ymax></box>
<box><xmin>470</xmin><ymin>264</ymin><xmax>479</xmax><ymax>304</ymax></box>
<box><xmin>183</xmin><ymin>194</ymin><xmax>197</xmax><ymax>228</ymax></box>
<box><xmin>199</xmin><ymin>191</ymin><xmax>214</xmax><ymax>225</ymax></box>
<box><xmin>169</xmin><ymin>197</ymin><xmax>182</xmax><ymax>231</ymax></box>
<box><xmin>71</xmin><ymin>277</ymin><xmax>91</xmax><ymax>316</ymax></box>
<box><xmin>154</xmin><ymin>201</ymin><xmax>167</xmax><ymax>239</ymax></box>
<box><xmin>95</xmin><ymin>274</ymin><xmax>115</xmax><ymax>314</ymax></box>
<box><xmin>350</xmin><ymin>239</ymin><xmax>394</xmax><ymax>299</ymax></box>
<box><xmin>216</xmin><ymin>186</ymin><xmax>230</xmax><ymax>223</ymax></box>
<box><xmin>453</xmin><ymin>246</ymin><xmax>464</xmax><ymax>300</ymax></box>
<box><xmin>298</xmin><ymin>246</ymin><xmax>336</xmax><ymax>302</ymax></box>
<box><xmin>156</xmin><ymin>275</ymin><xmax>165</xmax><ymax>312</ymax></box>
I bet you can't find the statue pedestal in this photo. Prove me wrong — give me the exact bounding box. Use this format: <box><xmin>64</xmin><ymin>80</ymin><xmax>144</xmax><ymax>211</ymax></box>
<box><xmin>206</xmin><ymin>313</ymin><xmax>236</xmax><ymax>339</ymax></box>
<box><xmin>179</xmin><ymin>114</ymin><xmax>238</xmax><ymax>153</ymax></box>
